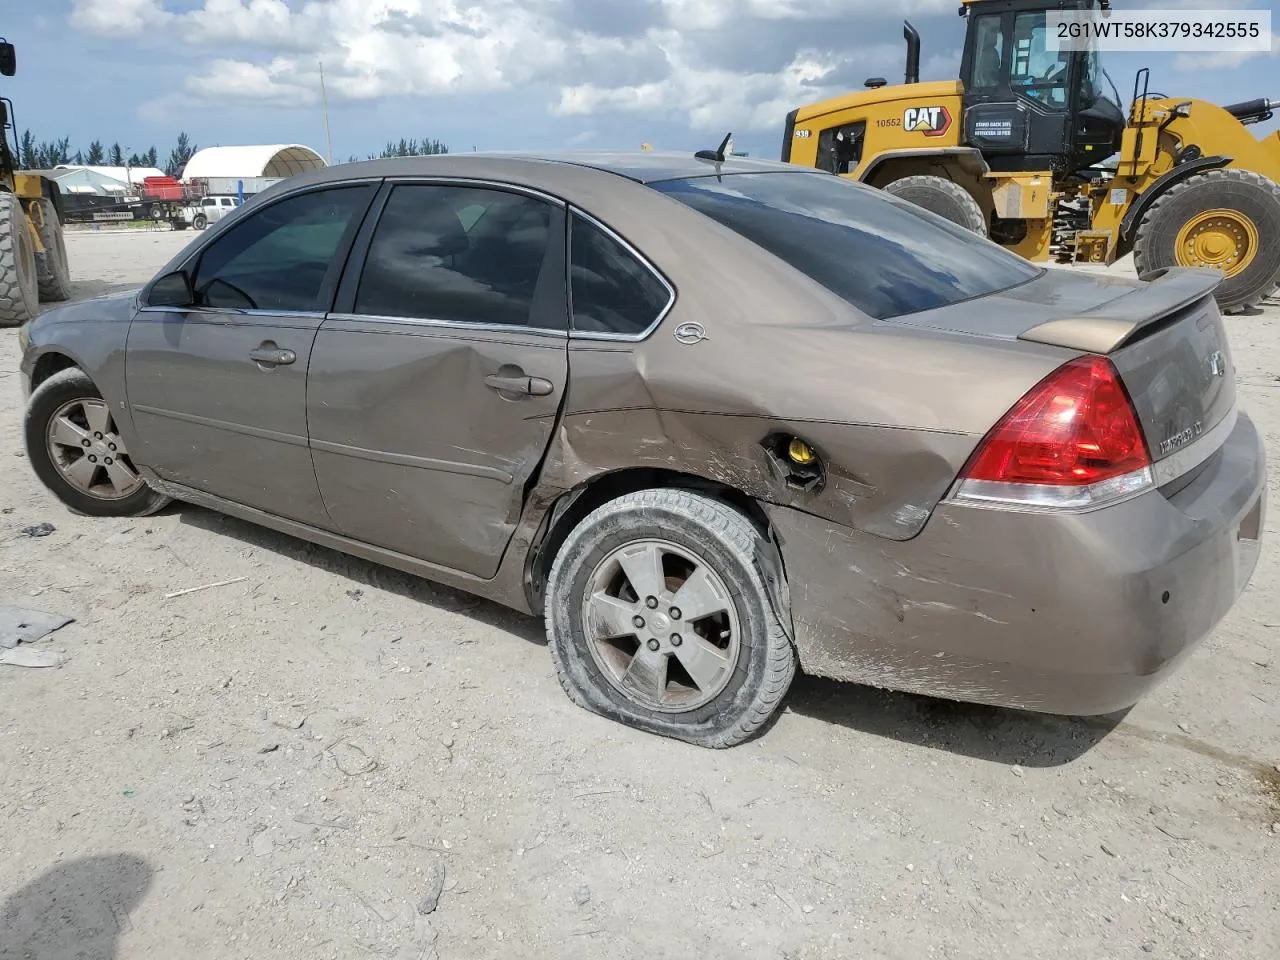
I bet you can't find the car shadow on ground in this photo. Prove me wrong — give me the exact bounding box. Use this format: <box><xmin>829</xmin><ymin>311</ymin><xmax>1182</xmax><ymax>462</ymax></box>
<box><xmin>785</xmin><ymin>674</ymin><xmax>1127</xmax><ymax>768</ymax></box>
<box><xmin>178</xmin><ymin>505</ymin><xmax>1124</xmax><ymax>767</ymax></box>
<box><xmin>0</xmin><ymin>854</ymin><xmax>152</xmax><ymax>960</ymax></box>
<box><xmin>177</xmin><ymin>506</ymin><xmax>547</xmax><ymax>645</ymax></box>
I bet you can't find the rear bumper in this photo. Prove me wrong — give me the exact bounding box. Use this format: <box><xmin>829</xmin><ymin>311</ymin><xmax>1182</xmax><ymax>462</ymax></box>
<box><xmin>766</xmin><ymin>410</ymin><xmax>1267</xmax><ymax>715</ymax></box>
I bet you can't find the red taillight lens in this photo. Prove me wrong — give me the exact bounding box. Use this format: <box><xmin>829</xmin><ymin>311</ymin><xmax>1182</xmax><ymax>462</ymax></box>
<box><xmin>960</xmin><ymin>355</ymin><xmax>1152</xmax><ymax>494</ymax></box>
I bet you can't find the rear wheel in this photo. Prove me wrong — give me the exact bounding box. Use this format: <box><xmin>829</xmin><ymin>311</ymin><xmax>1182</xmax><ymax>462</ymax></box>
<box><xmin>544</xmin><ymin>489</ymin><xmax>796</xmax><ymax>748</ymax></box>
<box><xmin>0</xmin><ymin>191</ymin><xmax>39</xmax><ymax>326</ymax></box>
<box><xmin>33</xmin><ymin>198</ymin><xmax>72</xmax><ymax>303</ymax></box>
<box><xmin>24</xmin><ymin>368</ymin><xmax>171</xmax><ymax>517</ymax></box>
<box><xmin>882</xmin><ymin>175</ymin><xmax>988</xmax><ymax>236</ymax></box>
<box><xmin>1134</xmin><ymin>168</ymin><xmax>1280</xmax><ymax>314</ymax></box>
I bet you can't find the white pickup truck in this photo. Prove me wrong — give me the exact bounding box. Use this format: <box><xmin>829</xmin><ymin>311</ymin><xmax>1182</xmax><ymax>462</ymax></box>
<box><xmin>178</xmin><ymin>195</ymin><xmax>243</xmax><ymax>230</ymax></box>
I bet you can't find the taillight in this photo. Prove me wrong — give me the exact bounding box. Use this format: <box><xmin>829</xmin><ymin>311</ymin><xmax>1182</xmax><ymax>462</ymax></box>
<box><xmin>953</xmin><ymin>355</ymin><xmax>1153</xmax><ymax>510</ymax></box>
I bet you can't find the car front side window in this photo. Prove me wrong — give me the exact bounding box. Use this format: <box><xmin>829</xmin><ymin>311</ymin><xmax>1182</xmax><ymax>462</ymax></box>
<box><xmin>192</xmin><ymin>186</ymin><xmax>371</xmax><ymax>312</ymax></box>
<box><xmin>353</xmin><ymin>184</ymin><xmax>556</xmax><ymax>328</ymax></box>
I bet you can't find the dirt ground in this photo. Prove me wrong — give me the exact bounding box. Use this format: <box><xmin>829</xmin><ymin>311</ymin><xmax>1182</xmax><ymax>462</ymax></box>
<box><xmin>2</xmin><ymin>227</ymin><xmax>1278</xmax><ymax>960</ymax></box>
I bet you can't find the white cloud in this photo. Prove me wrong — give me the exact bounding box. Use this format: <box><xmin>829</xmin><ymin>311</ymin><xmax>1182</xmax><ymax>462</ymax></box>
<box><xmin>73</xmin><ymin>0</ymin><xmax>959</xmax><ymax>132</ymax></box>
<box><xmin>70</xmin><ymin>0</ymin><xmax>170</xmax><ymax>37</ymax></box>
<box><xmin>1174</xmin><ymin>32</ymin><xmax>1278</xmax><ymax>70</ymax></box>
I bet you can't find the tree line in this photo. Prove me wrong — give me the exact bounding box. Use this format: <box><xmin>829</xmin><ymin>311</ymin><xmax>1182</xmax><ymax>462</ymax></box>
<box><xmin>19</xmin><ymin>131</ymin><xmax>199</xmax><ymax>176</ymax></box>
<box><xmin>17</xmin><ymin>130</ymin><xmax>449</xmax><ymax>176</ymax></box>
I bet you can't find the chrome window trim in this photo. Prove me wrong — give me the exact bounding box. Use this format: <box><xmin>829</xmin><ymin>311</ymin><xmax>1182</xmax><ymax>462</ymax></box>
<box><xmin>380</xmin><ymin>175</ymin><xmax>567</xmax><ymax>208</ymax></box>
<box><xmin>323</xmin><ymin>312</ymin><xmax>569</xmax><ymax>339</ymax></box>
<box><xmin>566</xmin><ymin>205</ymin><xmax>677</xmax><ymax>343</ymax></box>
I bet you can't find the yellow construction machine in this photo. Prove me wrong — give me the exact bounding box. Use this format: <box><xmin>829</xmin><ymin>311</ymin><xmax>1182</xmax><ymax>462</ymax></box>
<box><xmin>781</xmin><ymin>0</ymin><xmax>1280</xmax><ymax>313</ymax></box>
<box><xmin>1</xmin><ymin>36</ymin><xmax>71</xmax><ymax>326</ymax></box>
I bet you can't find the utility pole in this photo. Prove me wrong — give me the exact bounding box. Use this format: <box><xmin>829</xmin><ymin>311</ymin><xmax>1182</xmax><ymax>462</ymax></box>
<box><xmin>319</xmin><ymin>59</ymin><xmax>334</xmax><ymax>165</ymax></box>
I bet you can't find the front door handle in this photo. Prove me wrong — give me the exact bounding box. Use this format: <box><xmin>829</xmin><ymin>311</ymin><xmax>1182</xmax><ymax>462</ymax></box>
<box><xmin>483</xmin><ymin>374</ymin><xmax>555</xmax><ymax>397</ymax></box>
<box><xmin>249</xmin><ymin>344</ymin><xmax>296</xmax><ymax>367</ymax></box>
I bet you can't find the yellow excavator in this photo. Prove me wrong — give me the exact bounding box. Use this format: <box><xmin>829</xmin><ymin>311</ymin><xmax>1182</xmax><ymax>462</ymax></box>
<box><xmin>780</xmin><ymin>0</ymin><xmax>1280</xmax><ymax>313</ymax></box>
<box><xmin>1</xmin><ymin>36</ymin><xmax>71</xmax><ymax>326</ymax></box>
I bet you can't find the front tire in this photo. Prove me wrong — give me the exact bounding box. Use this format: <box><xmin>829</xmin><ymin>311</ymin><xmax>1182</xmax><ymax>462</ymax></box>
<box><xmin>882</xmin><ymin>175</ymin><xmax>988</xmax><ymax>236</ymax></box>
<box><xmin>1134</xmin><ymin>168</ymin><xmax>1280</xmax><ymax>314</ymax></box>
<box><xmin>544</xmin><ymin>489</ymin><xmax>796</xmax><ymax>748</ymax></box>
<box><xmin>34</xmin><ymin>198</ymin><xmax>72</xmax><ymax>303</ymax></box>
<box><xmin>24</xmin><ymin>368</ymin><xmax>171</xmax><ymax>517</ymax></box>
<box><xmin>192</xmin><ymin>213</ymin><xmax>208</xmax><ymax>231</ymax></box>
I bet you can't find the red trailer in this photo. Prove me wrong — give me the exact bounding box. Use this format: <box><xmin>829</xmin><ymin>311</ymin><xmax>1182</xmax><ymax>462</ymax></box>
<box><xmin>139</xmin><ymin>176</ymin><xmax>208</xmax><ymax>226</ymax></box>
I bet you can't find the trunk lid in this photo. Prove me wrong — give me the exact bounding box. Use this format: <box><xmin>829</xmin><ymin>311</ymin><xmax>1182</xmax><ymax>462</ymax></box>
<box><xmin>885</xmin><ymin>266</ymin><xmax>1235</xmax><ymax>468</ymax></box>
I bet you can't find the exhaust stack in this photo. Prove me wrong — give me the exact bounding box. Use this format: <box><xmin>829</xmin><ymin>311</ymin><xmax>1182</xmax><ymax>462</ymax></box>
<box><xmin>904</xmin><ymin>21</ymin><xmax>921</xmax><ymax>84</ymax></box>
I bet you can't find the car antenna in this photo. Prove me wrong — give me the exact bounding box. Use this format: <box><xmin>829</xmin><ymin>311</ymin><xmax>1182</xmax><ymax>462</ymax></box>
<box><xmin>694</xmin><ymin>132</ymin><xmax>732</xmax><ymax>164</ymax></box>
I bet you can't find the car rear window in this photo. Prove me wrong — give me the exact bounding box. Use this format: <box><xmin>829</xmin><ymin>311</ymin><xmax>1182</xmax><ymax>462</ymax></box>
<box><xmin>649</xmin><ymin>172</ymin><xmax>1041</xmax><ymax>320</ymax></box>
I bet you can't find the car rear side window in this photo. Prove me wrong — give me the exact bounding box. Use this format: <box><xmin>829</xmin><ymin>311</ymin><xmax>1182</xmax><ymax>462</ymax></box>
<box><xmin>569</xmin><ymin>213</ymin><xmax>671</xmax><ymax>336</ymax></box>
<box><xmin>193</xmin><ymin>185</ymin><xmax>370</xmax><ymax>312</ymax></box>
<box><xmin>650</xmin><ymin>172</ymin><xmax>1040</xmax><ymax>320</ymax></box>
<box><xmin>354</xmin><ymin>184</ymin><xmax>555</xmax><ymax>327</ymax></box>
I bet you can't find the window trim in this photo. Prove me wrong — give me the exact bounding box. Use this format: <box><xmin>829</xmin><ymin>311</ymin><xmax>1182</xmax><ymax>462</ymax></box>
<box><xmin>566</xmin><ymin>205</ymin><xmax>676</xmax><ymax>343</ymax></box>
<box><xmin>327</xmin><ymin>177</ymin><xmax>571</xmax><ymax>337</ymax></box>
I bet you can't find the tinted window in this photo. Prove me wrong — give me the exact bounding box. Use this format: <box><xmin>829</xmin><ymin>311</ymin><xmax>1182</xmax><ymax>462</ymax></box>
<box><xmin>355</xmin><ymin>184</ymin><xmax>554</xmax><ymax>327</ymax></box>
<box><xmin>194</xmin><ymin>186</ymin><xmax>369</xmax><ymax>312</ymax></box>
<box><xmin>570</xmin><ymin>214</ymin><xmax>670</xmax><ymax>336</ymax></box>
<box><xmin>971</xmin><ymin>15</ymin><xmax>1004</xmax><ymax>88</ymax></box>
<box><xmin>651</xmin><ymin>172</ymin><xmax>1040</xmax><ymax>320</ymax></box>
<box><xmin>1011</xmin><ymin>12</ymin><xmax>1068</xmax><ymax>107</ymax></box>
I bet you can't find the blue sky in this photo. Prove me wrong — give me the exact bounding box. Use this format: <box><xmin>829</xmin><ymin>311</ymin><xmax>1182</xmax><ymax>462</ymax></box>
<box><xmin>3</xmin><ymin>0</ymin><xmax>1277</xmax><ymax>163</ymax></box>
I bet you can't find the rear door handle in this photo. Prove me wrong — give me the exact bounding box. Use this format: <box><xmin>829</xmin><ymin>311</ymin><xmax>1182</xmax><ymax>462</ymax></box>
<box><xmin>483</xmin><ymin>374</ymin><xmax>554</xmax><ymax>397</ymax></box>
<box><xmin>249</xmin><ymin>345</ymin><xmax>296</xmax><ymax>366</ymax></box>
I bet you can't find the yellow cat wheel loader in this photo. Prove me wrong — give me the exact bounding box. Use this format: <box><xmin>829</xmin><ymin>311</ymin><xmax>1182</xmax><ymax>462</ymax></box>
<box><xmin>0</xmin><ymin>36</ymin><xmax>71</xmax><ymax>326</ymax></box>
<box><xmin>780</xmin><ymin>0</ymin><xmax>1280</xmax><ymax>313</ymax></box>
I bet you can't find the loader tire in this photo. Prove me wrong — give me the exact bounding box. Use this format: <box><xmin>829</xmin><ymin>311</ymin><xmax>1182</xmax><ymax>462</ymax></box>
<box><xmin>34</xmin><ymin>198</ymin><xmax>73</xmax><ymax>303</ymax></box>
<box><xmin>0</xmin><ymin>191</ymin><xmax>40</xmax><ymax>326</ymax></box>
<box><xmin>882</xmin><ymin>175</ymin><xmax>988</xmax><ymax>237</ymax></box>
<box><xmin>1134</xmin><ymin>168</ymin><xmax>1280</xmax><ymax>314</ymax></box>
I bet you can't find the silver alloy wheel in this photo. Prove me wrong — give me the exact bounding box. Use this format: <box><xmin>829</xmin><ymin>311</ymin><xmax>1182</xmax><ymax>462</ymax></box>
<box><xmin>45</xmin><ymin>398</ymin><xmax>144</xmax><ymax>500</ymax></box>
<box><xmin>581</xmin><ymin>538</ymin><xmax>740</xmax><ymax>712</ymax></box>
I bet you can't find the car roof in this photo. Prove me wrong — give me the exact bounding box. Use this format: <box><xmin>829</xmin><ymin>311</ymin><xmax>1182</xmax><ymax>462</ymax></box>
<box><xmin>301</xmin><ymin>150</ymin><xmax>810</xmax><ymax>187</ymax></box>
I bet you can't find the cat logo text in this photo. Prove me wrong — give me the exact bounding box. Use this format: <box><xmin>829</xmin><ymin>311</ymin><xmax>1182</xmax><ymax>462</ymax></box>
<box><xmin>903</xmin><ymin>105</ymin><xmax>953</xmax><ymax>138</ymax></box>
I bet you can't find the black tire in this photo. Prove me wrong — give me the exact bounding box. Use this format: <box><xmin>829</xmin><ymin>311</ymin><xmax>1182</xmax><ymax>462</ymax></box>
<box><xmin>150</xmin><ymin>203</ymin><xmax>164</xmax><ymax>221</ymax></box>
<box><xmin>882</xmin><ymin>175</ymin><xmax>988</xmax><ymax>236</ymax></box>
<box><xmin>24</xmin><ymin>368</ymin><xmax>171</xmax><ymax>518</ymax></box>
<box><xmin>192</xmin><ymin>213</ymin><xmax>208</xmax><ymax>231</ymax></box>
<box><xmin>544</xmin><ymin>489</ymin><xmax>796</xmax><ymax>748</ymax></box>
<box><xmin>0</xmin><ymin>191</ymin><xmax>39</xmax><ymax>326</ymax></box>
<box><xmin>34</xmin><ymin>198</ymin><xmax>72</xmax><ymax>303</ymax></box>
<box><xmin>1134</xmin><ymin>168</ymin><xmax>1280</xmax><ymax>314</ymax></box>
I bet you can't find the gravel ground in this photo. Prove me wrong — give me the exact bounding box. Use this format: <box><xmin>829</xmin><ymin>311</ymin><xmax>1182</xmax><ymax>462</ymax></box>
<box><xmin>2</xmin><ymin>228</ymin><xmax>1278</xmax><ymax>960</ymax></box>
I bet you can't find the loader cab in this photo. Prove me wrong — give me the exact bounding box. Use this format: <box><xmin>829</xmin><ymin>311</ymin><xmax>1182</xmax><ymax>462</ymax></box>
<box><xmin>959</xmin><ymin>0</ymin><xmax>1124</xmax><ymax>174</ymax></box>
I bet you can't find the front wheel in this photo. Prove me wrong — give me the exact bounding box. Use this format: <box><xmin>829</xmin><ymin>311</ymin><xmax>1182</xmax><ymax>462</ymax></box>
<box><xmin>34</xmin><ymin>198</ymin><xmax>72</xmax><ymax>303</ymax></box>
<box><xmin>192</xmin><ymin>213</ymin><xmax>208</xmax><ymax>231</ymax></box>
<box><xmin>544</xmin><ymin>489</ymin><xmax>796</xmax><ymax>748</ymax></box>
<box><xmin>24</xmin><ymin>368</ymin><xmax>171</xmax><ymax>517</ymax></box>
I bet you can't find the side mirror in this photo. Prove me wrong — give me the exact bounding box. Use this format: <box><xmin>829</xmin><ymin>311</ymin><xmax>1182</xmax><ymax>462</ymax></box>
<box><xmin>146</xmin><ymin>270</ymin><xmax>194</xmax><ymax>307</ymax></box>
<box><xmin>0</xmin><ymin>42</ymin><xmax>15</xmax><ymax>78</ymax></box>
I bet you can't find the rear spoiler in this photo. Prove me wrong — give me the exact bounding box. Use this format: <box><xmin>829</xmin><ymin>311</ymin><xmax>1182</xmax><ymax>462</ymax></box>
<box><xmin>1017</xmin><ymin>267</ymin><xmax>1222</xmax><ymax>355</ymax></box>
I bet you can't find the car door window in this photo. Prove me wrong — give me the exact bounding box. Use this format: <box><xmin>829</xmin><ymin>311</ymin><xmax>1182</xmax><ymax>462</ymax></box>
<box><xmin>193</xmin><ymin>186</ymin><xmax>370</xmax><ymax>312</ymax></box>
<box><xmin>568</xmin><ymin>213</ymin><xmax>672</xmax><ymax>336</ymax></box>
<box><xmin>353</xmin><ymin>184</ymin><xmax>555</xmax><ymax>327</ymax></box>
